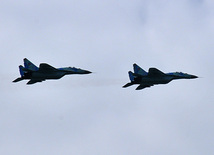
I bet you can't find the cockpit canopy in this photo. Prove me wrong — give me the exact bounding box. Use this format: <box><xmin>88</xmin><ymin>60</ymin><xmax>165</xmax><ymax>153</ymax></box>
<box><xmin>167</xmin><ymin>72</ymin><xmax>191</xmax><ymax>77</ymax></box>
<box><xmin>58</xmin><ymin>67</ymin><xmax>81</xmax><ymax>72</ymax></box>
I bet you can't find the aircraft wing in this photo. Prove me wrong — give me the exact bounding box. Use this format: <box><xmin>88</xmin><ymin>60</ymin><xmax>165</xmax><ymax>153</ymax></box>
<box><xmin>136</xmin><ymin>84</ymin><xmax>153</xmax><ymax>90</ymax></box>
<box><xmin>27</xmin><ymin>79</ymin><xmax>45</xmax><ymax>85</ymax></box>
<box><xmin>148</xmin><ymin>68</ymin><xmax>165</xmax><ymax>77</ymax></box>
<box><xmin>39</xmin><ymin>63</ymin><xmax>58</xmax><ymax>72</ymax></box>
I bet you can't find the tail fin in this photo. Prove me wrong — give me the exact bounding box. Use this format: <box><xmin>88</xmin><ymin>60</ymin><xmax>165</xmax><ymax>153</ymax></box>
<box><xmin>123</xmin><ymin>71</ymin><xmax>135</xmax><ymax>88</ymax></box>
<box><xmin>19</xmin><ymin>65</ymin><xmax>25</xmax><ymax>77</ymax></box>
<box><xmin>13</xmin><ymin>65</ymin><xmax>25</xmax><ymax>83</ymax></box>
<box><xmin>133</xmin><ymin>64</ymin><xmax>148</xmax><ymax>76</ymax></box>
<box><xmin>24</xmin><ymin>58</ymin><xmax>39</xmax><ymax>71</ymax></box>
<box><xmin>128</xmin><ymin>71</ymin><xmax>135</xmax><ymax>82</ymax></box>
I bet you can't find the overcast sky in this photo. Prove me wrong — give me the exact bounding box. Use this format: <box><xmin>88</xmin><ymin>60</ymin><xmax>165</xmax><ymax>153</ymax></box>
<box><xmin>1</xmin><ymin>0</ymin><xmax>214</xmax><ymax>155</ymax></box>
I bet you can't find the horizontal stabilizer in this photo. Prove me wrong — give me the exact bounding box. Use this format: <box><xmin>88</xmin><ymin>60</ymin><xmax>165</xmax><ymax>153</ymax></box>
<box><xmin>13</xmin><ymin>77</ymin><xmax>23</xmax><ymax>83</ymax></box>
<box><xmin>123</xmin><ymin>83</ymin><xmax>133</xmax><ymax>88</ymax></box>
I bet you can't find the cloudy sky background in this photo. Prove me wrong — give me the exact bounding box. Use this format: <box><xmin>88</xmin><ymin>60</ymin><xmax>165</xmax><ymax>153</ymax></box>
<box><xmin>1</xmin><ymin>0</ymin><xmax>214</xmax><ymax>154</ymax></box>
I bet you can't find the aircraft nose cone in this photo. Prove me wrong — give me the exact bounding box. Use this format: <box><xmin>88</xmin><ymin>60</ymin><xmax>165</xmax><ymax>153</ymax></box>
<box><xmin>84</xmin><ymin>70</ymin><xmax>92</xmax><ymax>74</ymax></box>
<box><xmin>191</xmin><ymin>75</ymin><xmax>198</xmax><ymax>78</ymax></box>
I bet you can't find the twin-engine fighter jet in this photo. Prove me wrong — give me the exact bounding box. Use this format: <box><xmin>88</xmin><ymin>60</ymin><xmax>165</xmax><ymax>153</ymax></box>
<box><xmin>123</xmin><ymin>64</ymin><xmax>198</xmax><ymax>90</ymax></box>
<box><xmin>13</xmin><ymin>58</ymin><xmax>92</xmax><ymax>84</ymax></box>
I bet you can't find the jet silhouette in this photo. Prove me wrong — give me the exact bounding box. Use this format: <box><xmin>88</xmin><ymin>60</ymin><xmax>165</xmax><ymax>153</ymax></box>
<box><xmin>13</xmin><ymin>58</ymin><xmax>92</xmax><ymax>84</ymax></box>
<box><xmin>123</xmin><ymin>64</ymin><xmax>198</xmax><ymax>90</ymax></box>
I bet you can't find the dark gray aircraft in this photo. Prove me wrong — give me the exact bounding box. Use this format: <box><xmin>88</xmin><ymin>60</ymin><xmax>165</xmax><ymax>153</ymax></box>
<box><xmin>13</xmin><ymin>58</ymin><xmax>92</xmax><ymax>84</ymax></box>
<box><xmin>123</xmin><ymin>64</ymin><xmax>198</xmax><ymax>90</ymax></box>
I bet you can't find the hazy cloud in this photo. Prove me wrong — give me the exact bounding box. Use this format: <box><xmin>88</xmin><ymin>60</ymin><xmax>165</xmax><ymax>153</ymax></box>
<box><xmin>0</xmin><ymin>0</ymin><xmax>214</xmax><ymax>155</ymax></box>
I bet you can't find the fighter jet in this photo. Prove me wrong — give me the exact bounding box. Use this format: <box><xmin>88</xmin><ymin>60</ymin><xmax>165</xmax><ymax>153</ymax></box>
<box><xmin>13</xmin><ymin>58</ymin><xmax>92</xmax><ymax>84</ymax></box>
<box><xmin>123</xmin><ymin>64</ymin><xmax>198</xmax><ymax>90</ymax></box>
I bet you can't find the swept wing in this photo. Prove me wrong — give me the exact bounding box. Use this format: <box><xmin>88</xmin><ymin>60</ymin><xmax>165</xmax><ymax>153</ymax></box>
<box><xmin>148</xmin><ymin>68</ymin><xmax>165</xmax><ymax>77</ymax></box>
<box><xmin>39</xmin><ymin>63</ymin><xmax>58</xmax><ymax>72</ymax></box>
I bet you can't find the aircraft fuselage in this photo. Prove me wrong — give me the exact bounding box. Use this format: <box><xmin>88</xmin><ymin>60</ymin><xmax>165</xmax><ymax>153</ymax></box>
<box><xmin>128</xmin><ymin>73</ymin><xmax>197</xmax><ymax>89</ymax></box>
<box><xmin>133</xmin><ymin>75</ymin><xmax>174</xmax><ymax>85</ymax></box>
<box><xmin>13</xmin><ymin>58</ymin><xmax>92</xmax><ymax>84</ymax></box>
<box><xmin>31</xmin><ymin>71</ymin><xmax>65</xmax><ymax>79</ymax></box>
<box><xmin>23</xmin><ymin>69</ymin><xmax>89</xmax><ymax>80</ymax></box>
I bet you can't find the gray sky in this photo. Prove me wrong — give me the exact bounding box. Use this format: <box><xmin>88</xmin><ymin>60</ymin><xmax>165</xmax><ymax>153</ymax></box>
<box><xmin>1</xmin><ymin>0</ymin><xmax>214</xmax><ymax>155</ymax></box>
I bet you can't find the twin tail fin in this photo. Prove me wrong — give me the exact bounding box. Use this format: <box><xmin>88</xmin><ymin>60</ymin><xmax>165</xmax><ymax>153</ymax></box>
<box><xmin>122</xmin><ymin>71</ymin><xmax>135</xmax><ymax>88</ymax></box>
<box><xmin>133</xmin><ymin>63</ymin><xmax>148</xmax><ymax>76</ymax></box>
<box><xmin>24</xmin><ymin>58</ymin><xmax>39</xmax><ymax>71</ymax></box>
